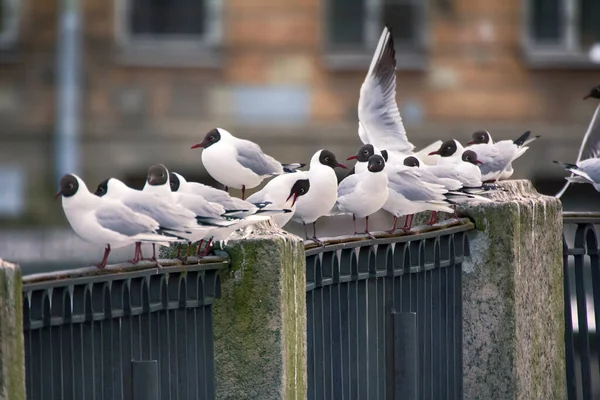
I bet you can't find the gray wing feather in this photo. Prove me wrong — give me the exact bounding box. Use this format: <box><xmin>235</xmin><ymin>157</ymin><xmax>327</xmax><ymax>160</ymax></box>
<box><xmin>187</xmin><ymin>183</ymin><xmax>251</xmax><ymax>210</ymax></box>
<box><xmin>387</xmin><ymin>171</ymin><xmax>447</xmax><ymax>202</ymax></box>
<box><xmin>95</xmin><ymin>205</ymin><xmax>157</xmax><ymax>237</ymax></box>
<box><xmin>578</xmin><ymin>158</ymin><xmax>600</xmax><ymax>183</ymax></box>
<box><xmin>358</xmin><ymin>27</ymin><xmax>414</xmax><ymax>154</ymax></box>
<box><xmin>235</xmin><ymin>140</ymin><xmax>282</xmax><ymax>176</ymax></box>
<box><xmin>174</xmin><ymin>193</ymin><xmax>226</xmax><ymax>219</ymax></box>
<box><xmin>337</xmin><ymin>174</ymin><xmax>361</xmax><ymax>199</ymax></box>
<box><xmin>123</xmin><ymin>194</ymin><xmax>195</xmax><ymax>229</ymax></box>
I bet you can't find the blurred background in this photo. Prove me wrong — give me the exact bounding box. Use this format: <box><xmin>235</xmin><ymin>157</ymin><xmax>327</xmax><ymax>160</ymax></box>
<box><xmin>1</xmin><ymin>0</ymin><xmax>600</xmax><ymax>272</ymax></box>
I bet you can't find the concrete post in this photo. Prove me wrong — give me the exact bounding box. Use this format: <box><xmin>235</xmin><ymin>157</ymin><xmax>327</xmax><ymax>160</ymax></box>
<box><xmin>0</xmin><ymin>259</ymin><xmax>25</xmax><ymax>400</ymax></box>
<box><xmin>211</xmin><ymin>221</ymin><xmax>307</xmax><ymax>400</ymax></box>
<box><xmin>461</xmin><ymin>180</ymin><xmax>565</xmax><ymax>399</ymax></box>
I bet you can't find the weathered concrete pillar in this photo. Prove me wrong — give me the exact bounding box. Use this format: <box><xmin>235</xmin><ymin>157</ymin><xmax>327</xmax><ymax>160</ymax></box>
<box><xmin>212</xmin><ymin>221</ymin><xmax>307</xmax><ymax>400</ymax></box>
<box><xmin>0</xmin><ymin>259</ymin><xmax>25</xmax><ymax>400</ymax></box>
<box><xmin>461</xmin><ymin>180</ymin><xmax>565</xmax><ymax>399</ymax></box>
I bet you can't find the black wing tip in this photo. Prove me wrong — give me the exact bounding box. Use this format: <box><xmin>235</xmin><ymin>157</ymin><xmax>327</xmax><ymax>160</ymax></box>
<box><xmin>282</xmin><ymin>163</ymin><xmax>306</xmax><ymax>173</ymax></box>
<box><xmin>554</xmin><ymin>161</ymin><xmax>578</xmax><ymax>170</ymax></box>
<box><xmin>513</xmin><ymin>130</ymin><xmax>531</xmax><ymax>146</ymax></box>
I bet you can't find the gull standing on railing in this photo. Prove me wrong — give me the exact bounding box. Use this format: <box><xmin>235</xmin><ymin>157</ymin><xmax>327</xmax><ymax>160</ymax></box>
<box><xmin>190</xmin><ymin>127</ymin><xmax>305</xmax><ymax>200</ymax></box>
<box><xmin>56</xmin><ymin>174</ymin><xmax>179</xmax><ymax>269</ymax></box>
<box><xmin>554</xmin><ymin>85</ymin><xmax>600</xmax><ymax>197</ymax></box>
<box><xmin>291</xmin><ymin>149</ymin><xmax>347</xmax><ymax>245</ymax></box>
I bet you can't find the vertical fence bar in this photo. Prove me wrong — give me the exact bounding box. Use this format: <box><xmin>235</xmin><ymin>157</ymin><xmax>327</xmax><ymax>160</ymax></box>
<box><xmin>394</xmin><ymin>312</ymin><xmax>418</xmax><ymax>400</ymax></box>
<box><xmin>132</xmin><ymin>360</ymin><xmax>159</xmax><ymax>400</ymax></box>
<box><xmin>563</xmin><ymin>236</ymin><xmax>577</xmax><ymax>400</ymax></box>
<box><xmin>574</xmin><ymin>226</ymin><xmax>593</xmax><ymax>399</ymax></box>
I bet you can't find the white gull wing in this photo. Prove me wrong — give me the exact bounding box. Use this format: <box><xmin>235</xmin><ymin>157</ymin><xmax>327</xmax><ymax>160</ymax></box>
<box><xmin>386</xmin><ymin>168</ymin><xmax>448</xmax><ymax>202</ymax></box>
<box><xmin>576</xmin><ymin>158</ymin><xmax>600</xmax><ymax>185</ymax></box>
<box><xmin>234</xmin><ymin>138</ymin><xmax>284</xmax><ymax>177</ymax></box>
<box><xmin>119</xmin><ymin>191</ymin><xmax>198</xmax><ymax>230</ymax></box>
<box><xmin>183</xmin><ymin>182</ymin><xmax>252</xmax><ymax>211</ymax></box>
<box><xmin>358</xmin><ymin>27</ymin><xmax>415</xmax><ymax>154</ymax></box>
<box><xmin>556</xmin><ymin>102</ymin><xmax>600</xmax><ymax>198</ymax></box>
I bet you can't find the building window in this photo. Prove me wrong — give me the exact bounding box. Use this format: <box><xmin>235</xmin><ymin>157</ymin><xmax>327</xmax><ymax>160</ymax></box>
<box><xmin>115</xmin><ymin>0</ymin><xmax>222</xmax><ymax>67</ymax></box>
<box><xmin>0</xmin><ymin>0</ymin><xmax>20</xmax><ymax>50</ymax></box>
<box><xmin>524</xmin><ymin>0</ymin><xmax>600</xmax><ymax>68</ymax></box>
<box><xmin>325</xmin><ymin>0</ymin><xmax>426</xmax><ymax>70</ymax></box>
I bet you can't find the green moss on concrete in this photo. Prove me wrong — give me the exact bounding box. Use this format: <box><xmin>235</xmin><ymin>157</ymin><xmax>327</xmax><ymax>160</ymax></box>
<box><xmin>461</xmin><ymin>180</ymin><xmax>565</xmax><ymax>400</ymax></box>
<box><xmin>0</xmin><ymin>260</ymin><xmax>25</xmax><ymax>400</ymax></box>
<box><xmin>211</xmin><ymin>224</ymin><xmax>306</xmax><ymax>400</ymax></box>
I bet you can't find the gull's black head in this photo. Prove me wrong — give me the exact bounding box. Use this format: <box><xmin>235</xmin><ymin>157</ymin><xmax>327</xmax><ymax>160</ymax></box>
<box><xmin>94</xmin><ymin>178</ymin><xmax>110</xmax><ymax>197</ymax></box>
<box><xmin>191</xmin><ymin>128</ymin><xmax>221</xmax><ymax>149</ymax></box>
<box><xmin>146</xmin><ymin>164</ymin><xmax>169</xmax><ymax>186</ymax></box>
<box><xmin>367</xmin><ymin>155</ymin><xmax>386</xmax><ymax>173</ymax></box>
<box><xmin>584</xmin><ymin>85</ymin><xmax>600</xmax><ymax>100</ymax></box>
<box><xmin>319</xmin><ymin>150</ymin><xmax>347</xmax><ymax>169</ymax></box>
<box><xmin>286</xmin><ymin>179</ymin><xmax>311</xmax><ymax>207</ymax></box>
<box><xmin>169</xmin><ymin>173</ymin><xmax>181</xmax><ymax>192</ymax></box>
<box><xmin>403</xmin><ymin>156</ymin><xmax>420</xmax><ymax>168</ymax></box>
<box><xmin>429</xmin><ymin>140</ymin><xmax>458</xmax><ymax>158</ymax></box>
<box><xmin>462</xmin><ymin>150</ymin><xmax>482</xmax><ymax>166</ymax></box>
<box><xmin>468</xmin><ymin>130</ymin><xmax>490</xmax><ymax>145</ymax></box>
<box><xmin>55</xmin><ymin>174</ymin><xmax>79</xmax><ymax>198</ymax></box>
<box><xmin>348</xmin><ymin>144</ymin><xmax>375</xmax><ymax>162</ymax></box>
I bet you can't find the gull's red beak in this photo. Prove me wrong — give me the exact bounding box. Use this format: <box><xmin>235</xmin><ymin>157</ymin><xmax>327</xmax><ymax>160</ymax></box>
<box><xmin>54</xmin><ymin>191</ymin><xmax>61</xmax><ymax>199</ymax></box>
<box><xmin>148</xmin><ymin>178</ymin><xmax>158</xmax><ymax>185</ymax></box>
<box><xmin>336</xmin><ymin>162</ymin><xmax>348</xmax><ymax>169</ymax></box>
<box><xmin>286</xmin><ymin>192</ymin><xmax>298</xmax><ymax>207</ymax></box>
<box><xmin>466</xmin><ymin>141</ymin><xmax>475</xmax><ymax>145</ymax></box>
<box><xmin>190</xmin><ymin>141</ymin><xmax>206</xmax><ymax>149</ymax></box>
<box><xmin>584</xmin><ymin>94</ymin><xmax>591</xmax><ymax>100</ymax></box>
<box><xmin>477</xmin><ymin>160</ymin><xmax>483</xmax><ymax>165</ymax></box>
<box><xmin>346</xmin><ymin>155</ymin><xmax>358</xmax><ymax>161</ymax></box>
<box><xmin>428</xmin><ymin>151</ymin><xmax>440</xmax><ymax>156</ymax></box>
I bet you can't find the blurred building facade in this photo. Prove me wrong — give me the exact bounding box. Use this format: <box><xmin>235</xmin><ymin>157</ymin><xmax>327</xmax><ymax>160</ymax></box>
<box><xmin>0</xmin><ymin>0</ymin><xmax>600</xmax><ymax>224</ymax></box>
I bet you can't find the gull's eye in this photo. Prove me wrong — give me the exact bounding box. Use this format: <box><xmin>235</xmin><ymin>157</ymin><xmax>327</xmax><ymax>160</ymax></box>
<box><xmin>160</xmin><ymin>173</ymin><xmax>165</xmax><ymax>178</ymax></box>
<box><xmin>300</xmin><ymin>188</ymin><xmax>305</xmax><ymax>194</ymax></box>
<box><xmin>363</xmin><ymin>150</ymin><xmax>368</xmax><ymax>154</ymax></box>
<box><xmin>68</xmin><ymin>183</ymin><xmax>74</xmax><ymax>189</ymax></box>
<box><xmin>324</xmin><ymin>157</ymin><xmax>329</xmax><ymax>162</ymax></box>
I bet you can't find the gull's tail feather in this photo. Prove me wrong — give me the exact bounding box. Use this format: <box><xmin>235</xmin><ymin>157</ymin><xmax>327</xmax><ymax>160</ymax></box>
<box><xmin>255</xmin><ymin>208</ymin><xmax>292</xmax><ymax>216</ymax></box>
<box><xmin>281</xmin><ymin>163</ymin><xmax>306</xmax><ymax>173</ymax></box>
<box><xmin>522</xmin><ymin>135</ymin><xmax>541</xmax><ymax>147</ymax></box>
<box><xmin>566</xmin><ymin>176</ymin><xmax>591</xmax><ymax>184</ymax></box>
<box><xmin>195</xmin><ymin>217</ymin><xmax>239</xmax><ymax>227</ymax></box>
<box><xmin>553</xmin><ymin>160</ymin><xmax>578</xmax><ymax>171</ymax></box>
<box><xmin>134</xmin><ymin>233</ymin><xmax>184</xmax><ymax>244</ymax></box>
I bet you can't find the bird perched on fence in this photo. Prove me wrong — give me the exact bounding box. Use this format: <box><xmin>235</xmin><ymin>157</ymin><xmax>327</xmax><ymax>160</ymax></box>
<box><xmin>466</xmin><ymin>130</ymin><xmax>540</xmax><ymax>182</ymax></box>
<box><xmin>245</xmin><ymin>172</ymin><xmax>311</xmax><ymax>228</ymax></box>
<box><xmin>56</xmin><ymin>174</ymin><xmax>179</xmax><ymax>269</ymax></box>
<box><xmin>554</xmin><ymin>85</ymin><xmax>600</xmax><ymax>198</ymax></box>
<box><xmin>291</xmin><ymin>149</ymin><xmax>347</xmax><ymax>245</ymax></box>
<box><xmin>331</xmin><ymin>155</ymin><xmax>389</xmax><ymax>239</ymax></box>
<box><xmin>190</xmin><ymin>127</ymin><xmax>305</xmax><ymax>200</ymax></box>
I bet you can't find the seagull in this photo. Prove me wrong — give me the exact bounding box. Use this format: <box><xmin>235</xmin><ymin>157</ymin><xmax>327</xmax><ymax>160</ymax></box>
<box><xmin>56</xmin><ymin>174</ymin><xmax>174</xmax><ymax>269</ymax></box>
<box><xmin>291</xmin><ymin>149</ymin><xmax>347</xmax><ymax>244</ymax></box>
<box><xmin>555</xmin><ymin>85</ymin><xmax>600</xmax><ymax>198</ymax></box>
<box><xmin>466</xmin><ymin>130</ymin><xmax>540</xmax><ymax>182</ymax></box>
<box><xmin>245</xmin><ymin>172</ymin><xmax>311</xmax><ymax>228</ymax></box>
<box><xmin>427</xmin><ymin>144</ymin><xmax>485</xmax><ymax>188</ymax></box>
<box><xmin>383</xmin><ymin>164</ymin><xmax>454</xmax><ymax>232</ymax></box>
<box><xmin>190</xmin><ymin>127</ymin><xmax>305</xmax><ymax>199</ymax></box>
<box><xmin>356</xmin><ymin>26</ymin><xmax>442</xmax><ymax>166</ymax></box>
<box><xmin>333</xmin><ymin>155</ymin><xmax>389</xmax><ymax>239</ymax></box>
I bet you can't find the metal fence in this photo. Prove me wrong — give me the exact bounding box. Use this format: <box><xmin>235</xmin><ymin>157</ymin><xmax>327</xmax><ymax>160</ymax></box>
<box><xmin>305</xmin><ymin>222</ymin><xmax>473</xmax><ymax>400</ymax></box>
<box><xmin>22</xmin><ymin>258</ymin><xmax>228</xmax><ymax>400</ymax></box>
<box><xmin>563</xmin><ymin>212</ymin><xmax>600</xmax><ymax>400</ymax></box>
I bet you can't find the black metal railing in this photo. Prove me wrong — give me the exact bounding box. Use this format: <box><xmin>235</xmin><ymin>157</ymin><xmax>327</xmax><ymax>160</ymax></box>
<box><xmin>563</xmin><ymin>212</ymin><xmax>600</xmax><ymax>400</ymax></box>
<box><xmin>22</xmin><ymin>258</ymin><xmax>228</xmax><ymax>400</ymax></box>
<box><xmin>305</xmin><ymin>220</ymin><xmax>473</xmax><ymax>400</ymax></box>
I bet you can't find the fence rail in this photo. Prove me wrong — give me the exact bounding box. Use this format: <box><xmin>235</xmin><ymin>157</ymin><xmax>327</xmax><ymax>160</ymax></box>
<box><xmin>563</xmin><ymin>212</ymin><xmax>600</xmax><ymax>400</ymax></box>
<box><xmin>22</xmin><ymin>258</ymin><xmax>228</xmax><ymax>400</ymax></box>
<box><xmin>305</xmin><ymin>221</ymin><xmax>473</xmax><ymax>400</ymax></box>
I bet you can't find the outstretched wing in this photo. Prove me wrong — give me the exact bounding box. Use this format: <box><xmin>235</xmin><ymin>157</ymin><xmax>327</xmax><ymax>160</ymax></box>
<box><xmin>556</xmin><ymin>102</ymin><xmax>600</xmax><ymax>198</ymax></box>
<box><xmin>358</xmin><ymin>26</ymin><xmax>414</xmax><ymax>154</ymax></box>
<box><xmin>235</xmin><ymin>139</ymin><xmax>283</xmax><ymax>176</ymax></box>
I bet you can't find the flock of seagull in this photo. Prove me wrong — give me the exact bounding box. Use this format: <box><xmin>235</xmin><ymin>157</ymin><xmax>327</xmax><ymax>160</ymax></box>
<box><xmin>54</xmin><ymin>25</ymin><xmax>600</xmax><ymax>269</ymax></box>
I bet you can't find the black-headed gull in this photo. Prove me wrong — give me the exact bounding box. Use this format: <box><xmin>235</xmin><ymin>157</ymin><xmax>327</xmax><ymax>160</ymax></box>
<box><xmin>466</xmin><ymin>130</ymin><xmax>540</xmax><ymax>182</ymax></box>
<box><xmin>356</xmin><ymin>26</ymin><xmax>441</xmax><ymax>165</ymax></box>
<box><xmin>191</xmin><ymin>127</ymin><xmax>305</xmax><ymax>199</ymax></box>
<box><xmin>554</xmin><ymin>85</ymin><xmax>600</xmax><ymax>198</ymax></box>
<box><xmin>56</xmin><ymin>174</ymin><xmax>176</xmax><ymax>269</ymax></box>
<box><xmin>246</xmin><ymin>173</ymin><xmax>311</xmax><ymax>228</ymax></box>
<box><xmin>291</xmin><ymin>149</ymin><xmax>347</xmax><ymax>244</ymax></box>
<box><xmin>383</xmin><ymin>164</ymin><xmax>454</xmax><ymax>232</ymax></box>
<box><xmin>333</xmin><ymin>155</ymin><xmax>389</xmax><ymax>239</ymax></box>
<box><xmin>427</xmin><ymin>143</ymin><xmax>485</xmax><ymax>188</ymax></box>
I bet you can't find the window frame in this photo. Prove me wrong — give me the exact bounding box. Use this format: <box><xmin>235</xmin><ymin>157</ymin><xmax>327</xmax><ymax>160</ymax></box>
<box><xmin>0</xmin><ymin>0</ymin><xmax>20</xmax><ymax>50</ymax></box>
<box><xmin>322</xmin><ymin>0</ymin><xmax>428</xmax><ymax>71</ymax></box>
<box><xmin>522</xmin><ymin>0</ymin><xmax>599</xmax><ymax>69</ymax></box>
<box><xmin>113</xmin><ymin>0</ymin><xmax>223</xmax><ymax>68</ymax></box>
